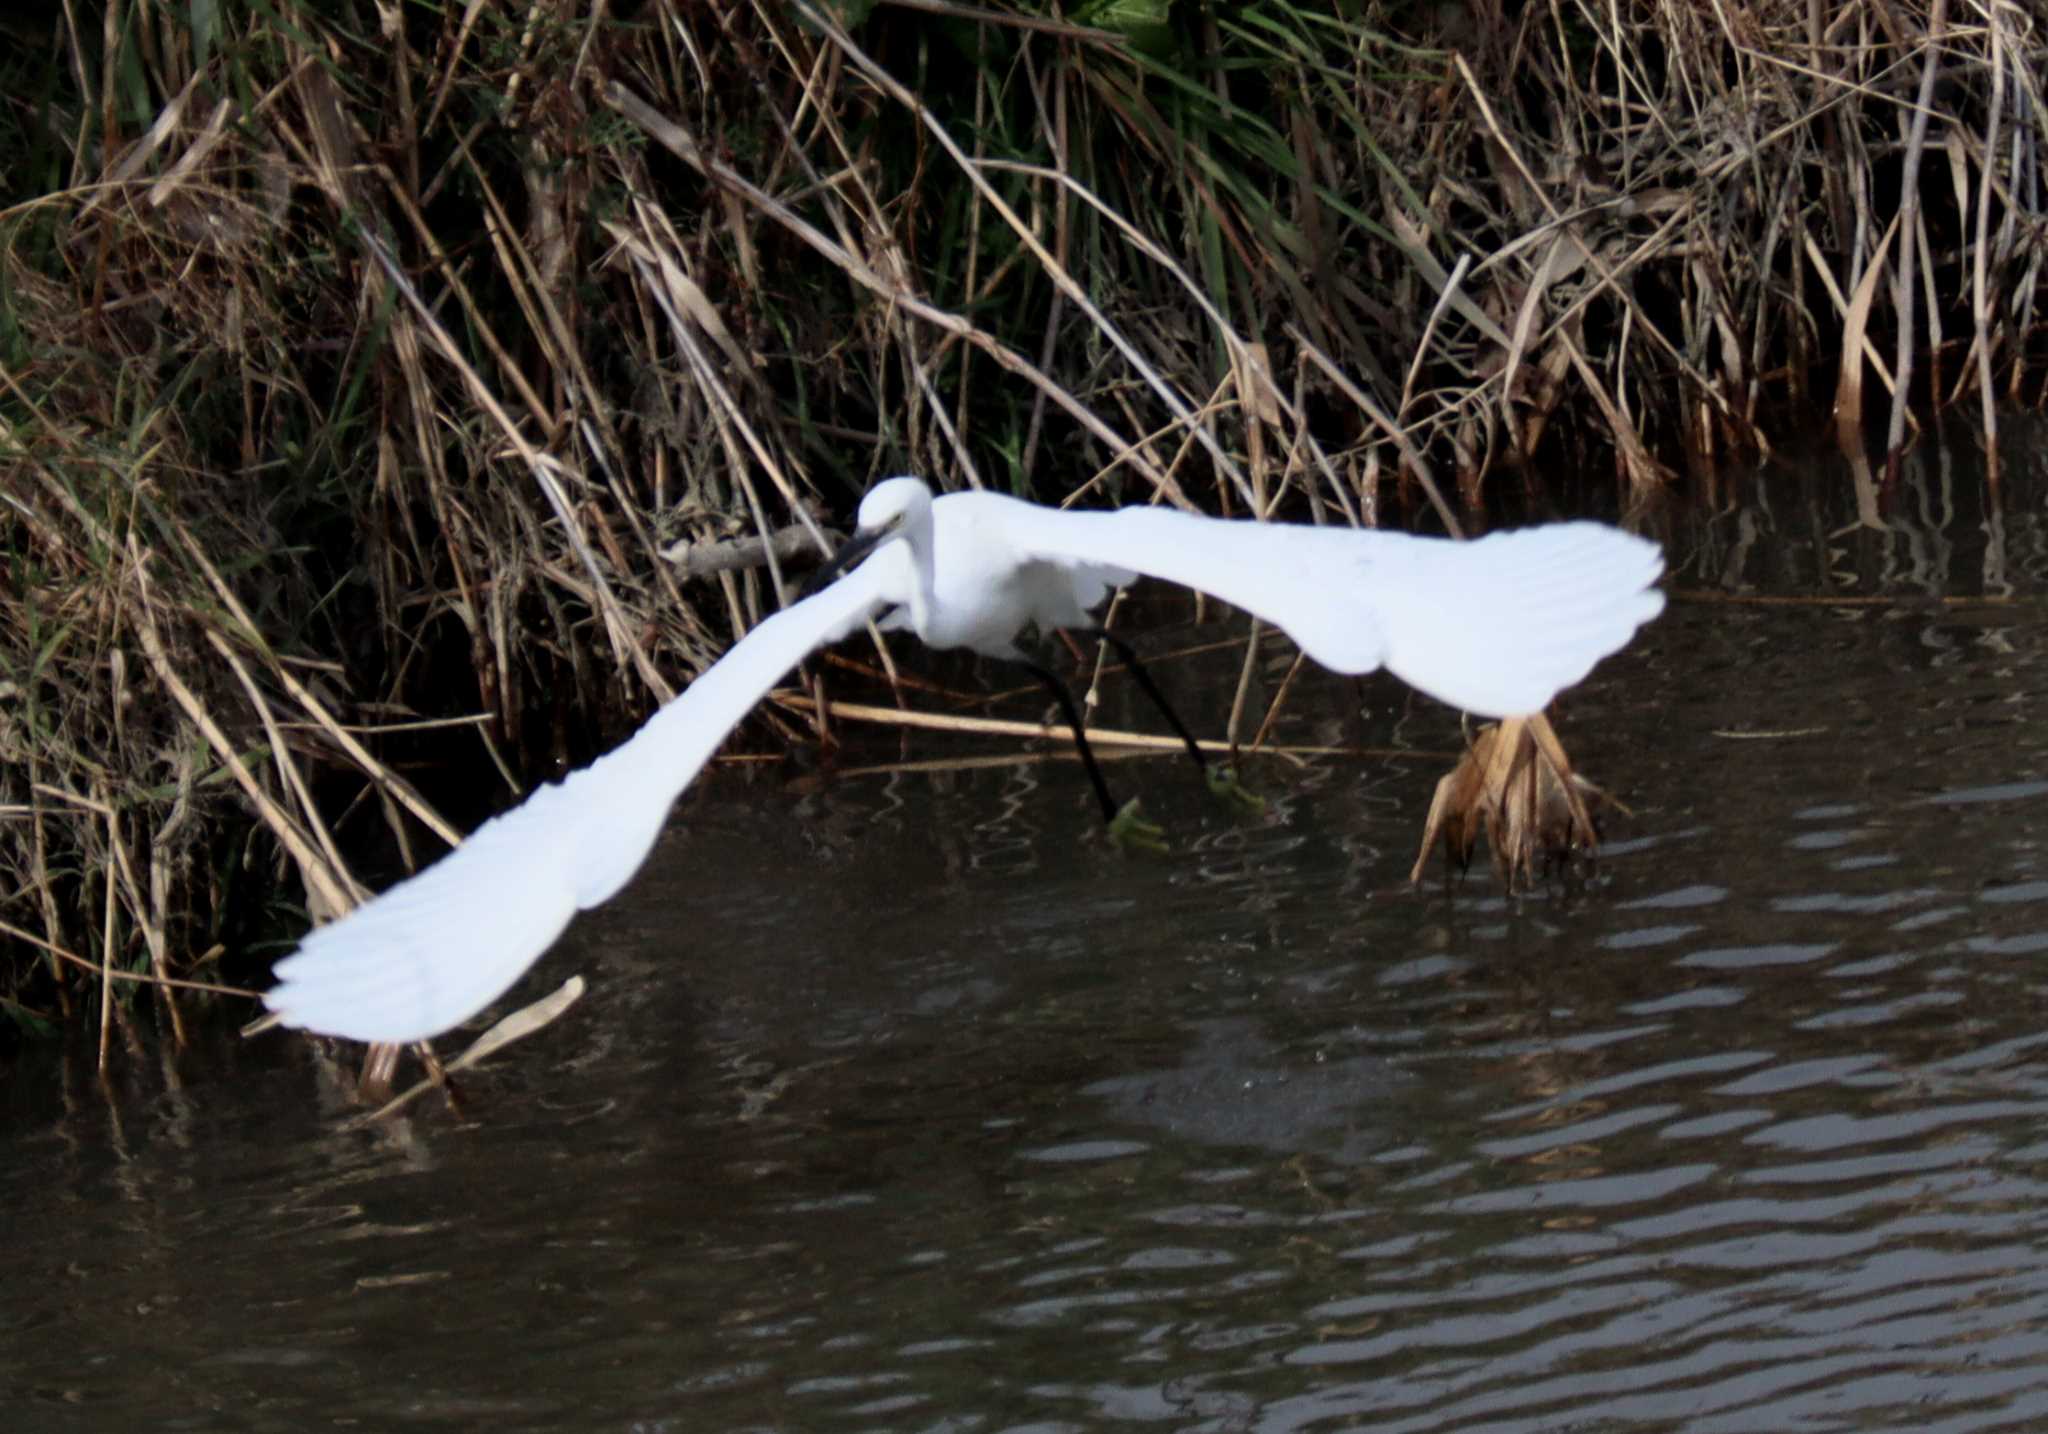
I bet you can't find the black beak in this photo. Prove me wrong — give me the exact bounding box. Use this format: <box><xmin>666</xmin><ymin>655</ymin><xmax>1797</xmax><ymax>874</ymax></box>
<box><xmin>801</xmin><ymin>523</ymin><xmax>892</xmax><ymax>598</ymax></box>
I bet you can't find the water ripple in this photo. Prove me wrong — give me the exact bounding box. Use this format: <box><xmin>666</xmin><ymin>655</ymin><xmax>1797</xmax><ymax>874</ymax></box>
<box><xmin>15</xmin><ymin>496</ymin><xmax>2048</xmax><ymax>1431</ymax></box>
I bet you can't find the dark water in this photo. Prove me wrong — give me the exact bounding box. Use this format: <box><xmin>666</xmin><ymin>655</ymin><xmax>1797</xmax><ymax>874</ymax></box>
<box><xmin>9</xmin><ymin>434</ymin><xmax>2048</xmax><ymax>1432</ymax></box>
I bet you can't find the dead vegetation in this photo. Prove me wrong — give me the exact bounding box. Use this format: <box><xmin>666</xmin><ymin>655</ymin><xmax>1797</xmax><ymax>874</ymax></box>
<box><xmin>1409</xmin><ymin>714</ymin><xmax>1611</xmax><ymax>888</ymax></box>
<box><xmin>1</xmin><ymin>0</ymin><xmax>2042</xmax><ymax>1051</ymax></box>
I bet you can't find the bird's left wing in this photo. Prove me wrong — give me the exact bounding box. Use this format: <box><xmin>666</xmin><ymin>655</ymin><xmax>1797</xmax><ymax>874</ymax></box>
<box><xmin>992</xmin><ymin>499</ymin><xmax>1663</xmax><ymax>716</ymax></box>
<box><xmin>262</xmin><ymin>558</ymin><xmax>894</xmax><ymax>1045</ymax></box>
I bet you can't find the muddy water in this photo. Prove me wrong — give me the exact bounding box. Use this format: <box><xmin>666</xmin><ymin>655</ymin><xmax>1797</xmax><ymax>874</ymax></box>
<box><xmin>8</xmin><ymin>438</ymin><xmax>2048</xmax><ymax>1432</ymax></box>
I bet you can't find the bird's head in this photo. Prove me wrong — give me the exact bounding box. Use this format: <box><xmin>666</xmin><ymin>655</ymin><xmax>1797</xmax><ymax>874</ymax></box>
<box><xmin>852</xmin><ymin>476</ymin><xmax>934</xmax><ymax>540</ymax></box>
<box><xmin>807</xmin><ymin>476</ymin><xmax>934</xmax><ymax>593</ymax></box>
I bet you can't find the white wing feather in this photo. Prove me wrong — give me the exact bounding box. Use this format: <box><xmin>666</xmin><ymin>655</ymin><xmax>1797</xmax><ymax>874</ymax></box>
<box><xmin>262</xmin><ymin>561</ymin><xmax>894</xmax><ymax>1044</ymax></box>
<box><xmin>1365</xmin><ymin>522</ymin><xmax>1666</xmax><ymax>715</ymax></box>
<box><xmin>992</xmin><ymin>500</ymin><xmax>1664</xmax><ymax>715</ymax></box>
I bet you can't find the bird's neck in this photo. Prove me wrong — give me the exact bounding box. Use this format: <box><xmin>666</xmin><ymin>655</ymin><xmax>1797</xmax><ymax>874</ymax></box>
<box><xmin>902</xmin><ymin>521</ymin><xmax>939</xmax><ymax>635</ymax></box>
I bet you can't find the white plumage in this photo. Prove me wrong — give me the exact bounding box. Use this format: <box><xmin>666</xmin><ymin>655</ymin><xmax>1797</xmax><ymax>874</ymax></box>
<box><xmin>263</xmin><ymin>477</ymin><xmax>1664</xmax><ymax>1044</ymax></box>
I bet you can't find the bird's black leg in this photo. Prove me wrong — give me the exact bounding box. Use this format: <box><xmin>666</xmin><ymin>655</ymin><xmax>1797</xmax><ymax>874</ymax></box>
<box><xmin>1017</xmin><ymin>657</ymin><xmax>1166</xmax><ymax>852</ymax></box>
<box><xmin>1072</xmin><ymin>627</ymin><xmax>1264</xmax><ymax>811</ymax></box>
<box><xmin>1073</xmin><ymin>627</ymin><xmax>1208</xmax><ymax>775</ymax></box>
<box><xmin>1018</xmin><ymin>658</ymin><xmax>1118</xmax><ymax>821</ymax></box>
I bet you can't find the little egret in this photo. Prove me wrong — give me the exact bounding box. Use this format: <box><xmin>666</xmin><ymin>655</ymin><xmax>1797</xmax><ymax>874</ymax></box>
<box><xmin>263</xmin><ymin>476</ymin><xmax>1664</xmax><ymax>1045</ymax></box>
<box><xmin>812</xmin><ymin>477</ymin><xmax>1666</xmax><ymax>837</ymax></box>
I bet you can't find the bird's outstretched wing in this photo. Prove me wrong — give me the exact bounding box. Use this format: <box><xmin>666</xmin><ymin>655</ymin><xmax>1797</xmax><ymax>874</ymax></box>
<box><xmin>1351</xmin><ymin>520</ymin><xmax>1666</xmax><ymax>716</ymax></box>
<box><xmin>263</xmin><ymin>559</ymin><xmax>893</xmax><ymax>1045</ymax></box>
<box><xmin>994</xmin><ymin>500</ymin><xmax>1665</xmax><ymax>717</ymax></box>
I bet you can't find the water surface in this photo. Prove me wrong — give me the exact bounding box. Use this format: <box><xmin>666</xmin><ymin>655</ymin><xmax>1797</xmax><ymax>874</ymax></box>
<box><xmin>8</xmin><ymin>440</ymin><xmax>2048</xmax><ymax>1431</ymax></box>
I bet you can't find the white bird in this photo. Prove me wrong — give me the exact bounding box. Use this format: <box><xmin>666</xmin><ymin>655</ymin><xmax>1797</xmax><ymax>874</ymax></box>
<box><xmin>263</xmin><ymin>476</ymin><xmax>1665</xmax><ymax>1044</ymax></box>
<box><xmin>811</xmin><ymin>477</ymin><xmax>1665</xmax><ymax>835</ymax></box>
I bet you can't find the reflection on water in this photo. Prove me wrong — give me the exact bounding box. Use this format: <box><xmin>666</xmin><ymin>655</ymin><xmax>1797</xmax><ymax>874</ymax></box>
<box><xmin>8</xmin><ymin>432</ymin><xmax>2048</xmax><ymax>1432</ymax></box>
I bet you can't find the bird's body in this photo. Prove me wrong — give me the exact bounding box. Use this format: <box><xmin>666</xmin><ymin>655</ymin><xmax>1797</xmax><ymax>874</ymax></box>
<box><xmin>890</xmin><ymin>492</ymin><xmax>1134</xmax><ymax>656</ymax></box>
<box><xmin>264</xmin><ymin>476</ymin><xmax>1665</xmax><ymax>1046</ymax></box>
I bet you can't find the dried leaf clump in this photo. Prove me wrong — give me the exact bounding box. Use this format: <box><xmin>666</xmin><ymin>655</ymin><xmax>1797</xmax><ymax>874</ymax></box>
<box><xmin>1410</xmin><ymin>715</ymin><xmax>1614</xmax><ymax>889</ymax></box>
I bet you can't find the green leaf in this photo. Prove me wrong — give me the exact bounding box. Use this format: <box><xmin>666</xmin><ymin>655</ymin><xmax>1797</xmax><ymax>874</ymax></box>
<box><xmin>1076</xmin><ymin>0</ymin><xmax>1175</xmax><ymax>56</ymax></box>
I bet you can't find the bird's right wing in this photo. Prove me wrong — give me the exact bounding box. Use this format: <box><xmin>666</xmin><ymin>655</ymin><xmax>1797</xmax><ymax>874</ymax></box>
<box><xmin>994</xmin><ymin>501</ymin><xmax>1664</xmax><ymax>717</ymax></box>
<box><xmin>262</xmin><ymin>558</ymin><xmax>895</xmax><ymax>1046</ymax></box>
